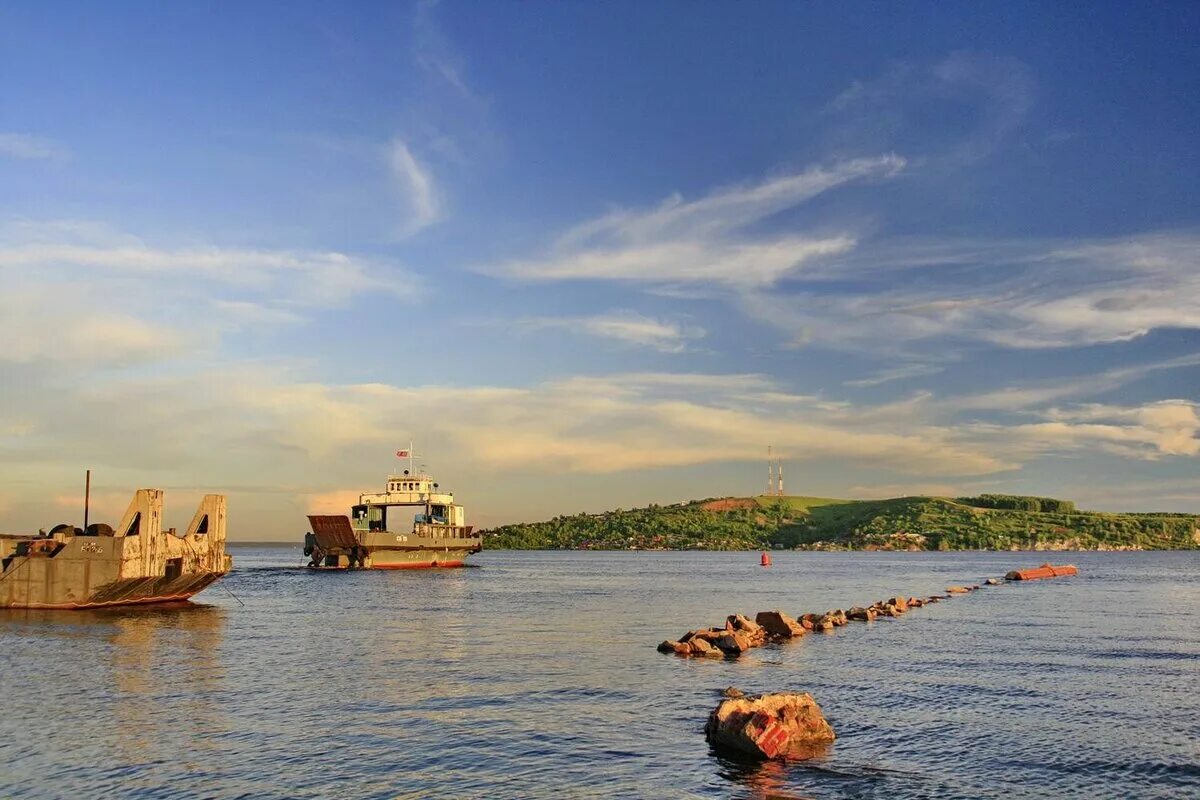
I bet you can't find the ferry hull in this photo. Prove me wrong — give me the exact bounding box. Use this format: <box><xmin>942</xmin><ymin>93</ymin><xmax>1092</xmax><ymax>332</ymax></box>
<box><xmin>305</xmin><ymin>516</ymin><xmax>481</xmax><ymax>570</ymax></box>
<box><xmin>369</xmin><ymin>559</ymin><xmax>467</xmax><ymax>569</ymax></box>
<box><xmin>309</xmin><ymin>542</ymin><xmax>480</xmax><ymax>570</ymax></box>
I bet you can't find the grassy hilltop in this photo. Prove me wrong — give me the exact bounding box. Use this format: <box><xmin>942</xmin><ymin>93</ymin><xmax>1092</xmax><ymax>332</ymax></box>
<box><xmin>482</xmin><ymin>493</ymin><xmax>1200</xmax><ymax>551</ymax></box>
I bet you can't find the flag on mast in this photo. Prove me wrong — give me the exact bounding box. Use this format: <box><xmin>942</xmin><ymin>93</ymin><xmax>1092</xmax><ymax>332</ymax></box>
<box><xmin>396</xmin><ymin>442</ymin><xmax>417</xmax><ymax>474</ymax></box>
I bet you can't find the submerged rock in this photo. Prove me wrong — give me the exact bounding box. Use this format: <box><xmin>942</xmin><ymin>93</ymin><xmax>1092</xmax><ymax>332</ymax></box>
<box><xmin>722</xmin><ymin>686</ymin><xmax>745</xmax><ymax>698</ymax></box>
<box><xmin>888</xmin><ymin>596</ymin><xmax>909</xmax><ymax>612</ymax></box>
<box><xmin>705</xmin><ymin>691</ymin><xmax>836</xmax><ymax>760</ymax></box>
<box><xmin>984</xmin><ymin>578</ymin><xmax>1001</xmax><ymax>586</ymax></box>
<box><xmin>846</xmin><ymin>606</ymin><xmax>877</xmax><ymax>622</ymax></box>
<box><xmin>946</xmin><ymin>586</ymin><xmax>970</xmax><ymax>594</ymax></box>
<box><xmin>657</xmin><ymin>640</ymin><xmax>692</xmax><ymax>656</ymax></box>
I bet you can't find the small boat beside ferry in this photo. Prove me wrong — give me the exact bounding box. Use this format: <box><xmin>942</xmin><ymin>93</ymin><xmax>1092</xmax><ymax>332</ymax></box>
<box><xmin>303</xmin><ymin>460</ymin><xmax>481</xmax><ymax>569</ymax></box>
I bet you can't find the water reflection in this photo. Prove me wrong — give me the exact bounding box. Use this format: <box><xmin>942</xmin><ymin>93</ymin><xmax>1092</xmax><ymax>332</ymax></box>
<box><xmin>717</xmin><ymin>750</ymin><xmax>823</xmax><ymax>800</ymax></box>
<box><xmin>108</xmin><ymin>604</ymin><xmax>227</xmax><ymax>769</ymax></box>
<box><xmin>0</xmin><ymin>601</ymin><xmax>227</xmax><ymax>790</ymax></box>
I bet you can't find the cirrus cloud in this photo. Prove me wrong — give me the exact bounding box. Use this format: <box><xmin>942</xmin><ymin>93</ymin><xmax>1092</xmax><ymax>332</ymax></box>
<box><xmin>483</xmin><ymin>155</ymin><xmax>905</xmax><ymax>287</ymax></box>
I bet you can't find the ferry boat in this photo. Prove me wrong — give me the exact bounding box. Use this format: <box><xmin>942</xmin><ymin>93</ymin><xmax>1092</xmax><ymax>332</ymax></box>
<box><xmin>0</xmin><ymin>489</ymin><xmax>232</xmax><ymax>609</ymax></box>
<box><xmin>304</xmin><ymin>467</ymin><xmax>481</xmax><ymax>569</ymax></box>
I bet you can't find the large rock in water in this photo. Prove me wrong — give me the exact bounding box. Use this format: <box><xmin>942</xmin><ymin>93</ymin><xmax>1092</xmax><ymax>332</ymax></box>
<box><xmin>713</xmin><ymin>631</ymin><xmax>753</xmax><ymax>655</ymax></box>
<box><xmin>705</xmin><ymin>692</ymin><xmax>836</xmax><ymax>760</ymax></box>
<box><xmin>755</xmin><ymin>610</ymin><xmax>806</xmax><ymax>638</ymax></box>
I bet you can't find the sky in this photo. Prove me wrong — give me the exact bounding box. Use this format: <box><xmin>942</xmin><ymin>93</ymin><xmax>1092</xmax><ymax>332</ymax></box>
<box><xmin>1</xmin><ymin>1</ymin><xmax>1198</xmax><ymax>539</ymax></box>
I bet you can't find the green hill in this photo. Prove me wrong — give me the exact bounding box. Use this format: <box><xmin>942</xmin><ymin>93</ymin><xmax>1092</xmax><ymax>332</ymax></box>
<box><xmin>482</xmin><ymin>494</ymin><xmax>1199</xmax><ymax>551</ymax></box>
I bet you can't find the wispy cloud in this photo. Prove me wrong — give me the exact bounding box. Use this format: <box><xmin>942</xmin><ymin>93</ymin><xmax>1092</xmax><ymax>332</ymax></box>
<box><xmin>413</xmin><ymin>0</ymin><xmax>475</xmax><ymax>101</ymax></box>
<box><xmin>742</xmin><ymin>232</ymin><xmax>1200</xmax><ymax>352</ymax></box>
<box><xmin>0</xmin><ymin>132</ymin><xmax>69</xmax><ymax>161</ymax></box>
<box><xmin>844</xmin><ymin>363</ymin><xmax>945</xmax><ymax>388</ymax></box>
<box><xmin>828</xmin><ymin>52</ymin><xmax>1035</xmax><ymax>165</ymax></box>
<box><xmin>485</xmin><ymin>155</ymin><xmax>905</xmax><ymax>286</ymax></box>
<box><xmin>387</xmin><ymin>138</ymin><xmax>441</xmax><ymax>236</ymax></box>
<box><xmin>994</xmin><ymin>400</ymin><xmax>1199</xmax><ymax>460</ymax></box>
<box><xmin>0</xmin><ymin>219</ymin><xmax>413</xmax><ymax>307</ymax></box>
<box><xmin>518</xmin><ymin>312</ymin><xmax>705</xmax><ymax>353</ymax></box>
<box><xmin>374</xmin><ymin>0</ymin><xmax>494</xmax><ymax>237</ymax></box>
<box><xmin>0</xmin><ymin>219</ymin><xmax>415</xmax><ymax>365</ymax></box>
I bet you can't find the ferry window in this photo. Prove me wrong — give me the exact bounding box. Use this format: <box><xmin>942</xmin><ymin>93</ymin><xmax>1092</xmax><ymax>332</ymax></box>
<box><xmin>196</xmin><ymin>515</ymin><xmax>209</xmax><ymax>535</ymax></box>
<box><xmin>124</xmin><ymin>512</ymin><xmax>141</xmax><ymax>537</ymax></box>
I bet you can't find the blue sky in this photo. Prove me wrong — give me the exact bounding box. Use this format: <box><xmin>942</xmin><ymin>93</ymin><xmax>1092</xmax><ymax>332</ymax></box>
<box><xmin>1</xmin><ymin>1</ymin><xmax>1198</xmax><ymax>537</ymax></box>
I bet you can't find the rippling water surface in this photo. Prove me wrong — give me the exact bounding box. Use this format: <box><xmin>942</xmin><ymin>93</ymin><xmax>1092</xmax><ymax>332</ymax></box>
<box><xmin>3</xmin><ymin>548</ymin><xmax>1198</xmax><ymax>799</ymax></box>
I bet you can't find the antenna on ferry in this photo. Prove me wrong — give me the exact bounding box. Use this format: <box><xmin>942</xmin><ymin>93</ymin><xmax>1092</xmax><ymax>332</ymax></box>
<box><xmin>83</xmin><ymin>468</ymin><xmax>91</xmax><ymax>530</ymax></box>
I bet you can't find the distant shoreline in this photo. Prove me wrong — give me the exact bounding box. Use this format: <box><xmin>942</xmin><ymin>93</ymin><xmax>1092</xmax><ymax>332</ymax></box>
<box><xmin>481</xmin><ymin>493</ymin><xmax>1200</xmax><ymax>552</ymax></box>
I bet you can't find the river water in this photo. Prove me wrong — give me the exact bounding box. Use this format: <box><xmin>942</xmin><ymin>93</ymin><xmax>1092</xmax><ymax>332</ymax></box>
<box><xmin>2</xmin><ymin>548</ymin><xmax>1198</xmax><ymax>799</ymax></box>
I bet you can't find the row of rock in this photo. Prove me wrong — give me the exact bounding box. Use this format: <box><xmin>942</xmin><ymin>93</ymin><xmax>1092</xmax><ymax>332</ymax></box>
<box><xmin>658</xmin><ymin>585</ymin><xmax>1001</xmax><ymax>659</ymax></box>
<box><xmin>691</xmin><ymin>570</ymin><xmax>1071</xmax><ymax>761</ymax></box>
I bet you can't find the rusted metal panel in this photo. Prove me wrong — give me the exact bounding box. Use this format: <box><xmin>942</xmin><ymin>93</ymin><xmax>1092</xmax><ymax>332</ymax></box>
<box><xmin>307</xmin><ymin>515</ymin><xmax>358</xmax><ymax>550</ymax></box>
<box><xmin>1005</xmin><ymin>563</ymin><xmax>1079</xmax><ymax>581</ymax></box>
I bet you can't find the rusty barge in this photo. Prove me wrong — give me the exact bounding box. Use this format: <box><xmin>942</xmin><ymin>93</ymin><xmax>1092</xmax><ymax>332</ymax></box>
<box><xmin>1005</xmin><ymin>563</ymin><xmax>1078</xmax><ymax>581</ymax></box>
<box><xmin>0</xmin><ymin>489</ymin><xmax>232</xmax><ymax>609</ymax></box>
<box><xmin>304</xmin><ymin>467</ymin><xmax>481</xmax><ymax>569</ymax></box>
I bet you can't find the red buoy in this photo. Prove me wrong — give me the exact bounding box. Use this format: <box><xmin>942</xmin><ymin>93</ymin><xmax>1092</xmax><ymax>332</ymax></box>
<box><xmin>761</xmin><ymin>551</ymin><xmax>772</xmax><ymax>567</ymax></box>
